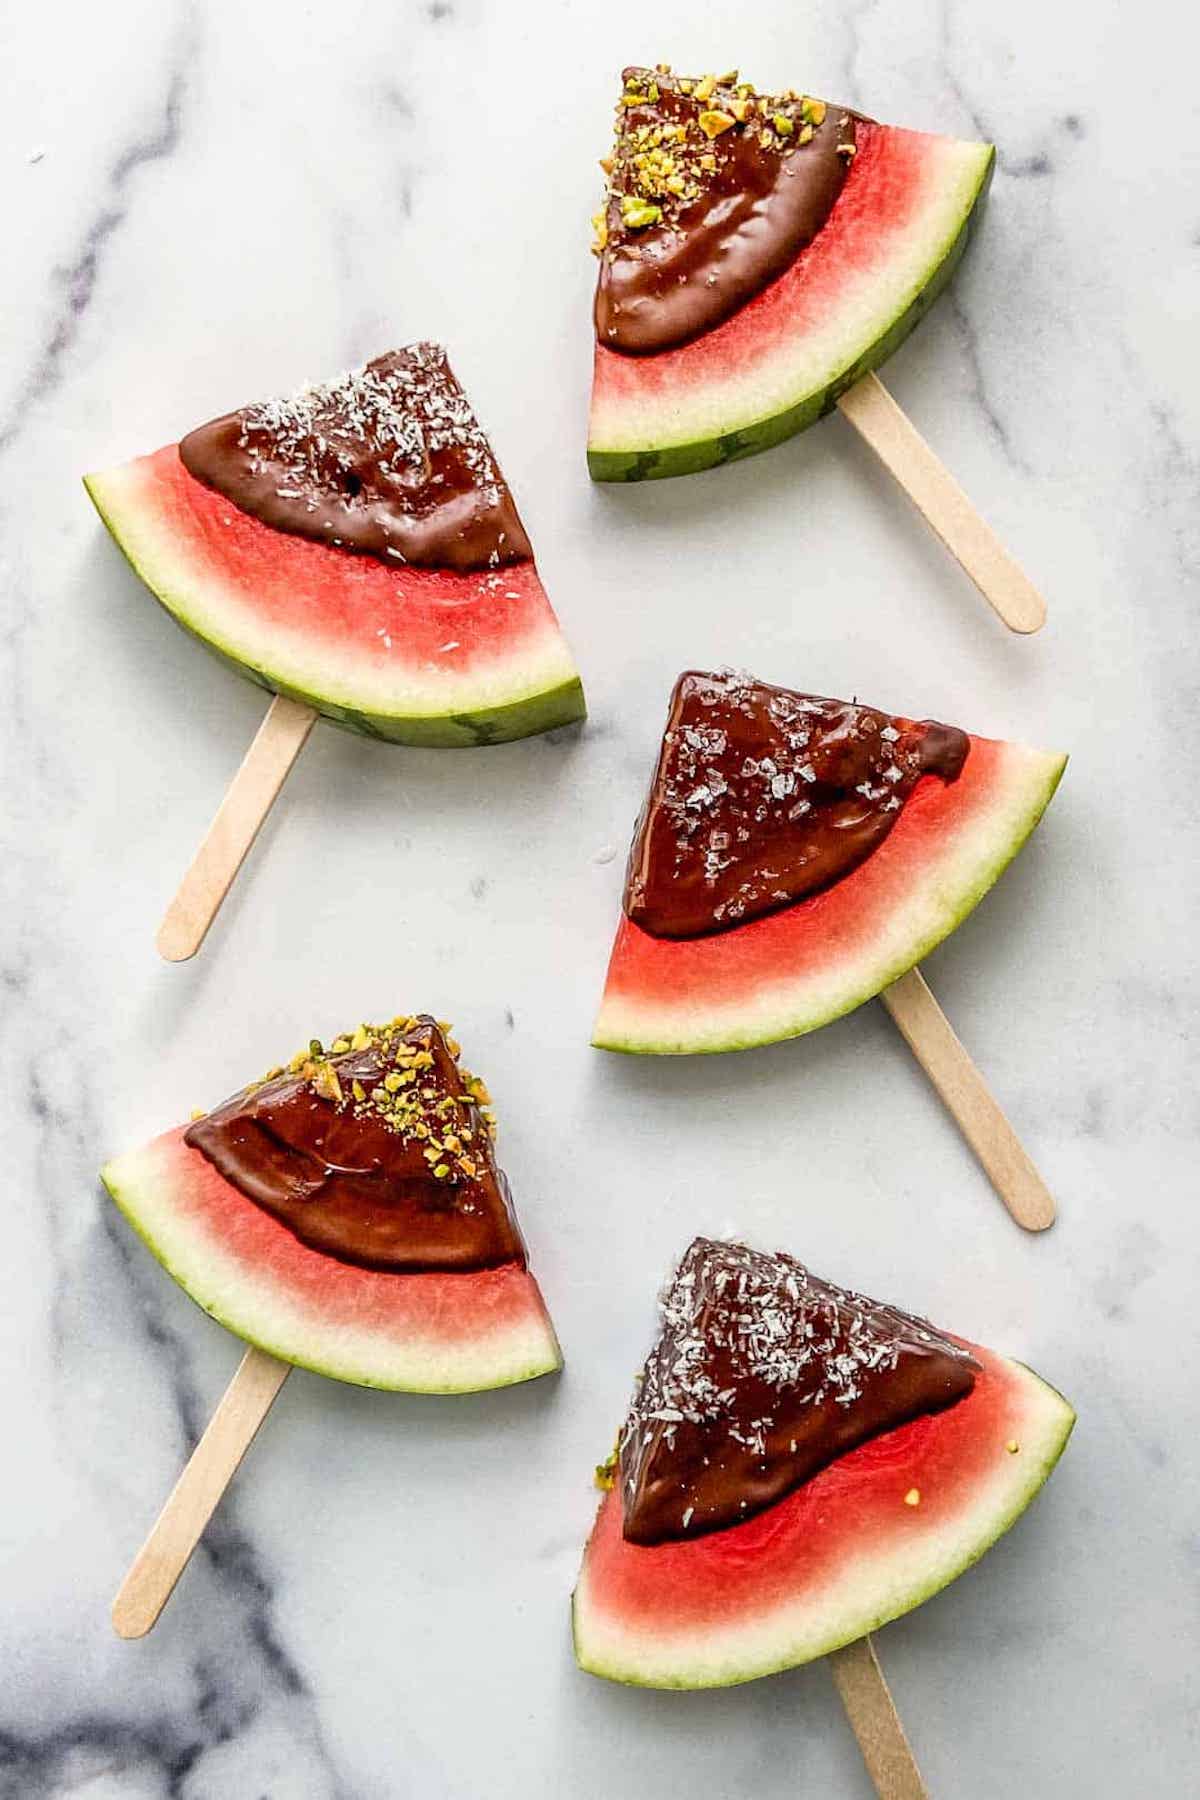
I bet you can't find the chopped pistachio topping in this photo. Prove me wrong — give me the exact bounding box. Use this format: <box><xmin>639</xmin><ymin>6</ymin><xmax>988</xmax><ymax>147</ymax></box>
<box><xmin>311</xmin><ymin>1061</ymin><xmax>344</xmax><ymax>1105</ymax></box>
<box><xmin>697</xmin><ymin>108</ymin><xmax>736</xmax><ymax>138</ymax></box>
<box><xmin>270</xmin><ymin>1015</ymin><xmax>496</xmax><ymax>1185</ymax></box>
<box><xmin>620</xmin><ymin>194</ymin><xmax>664</xmax><ymax>229</ymax></box>
<box><xmin>594</xmin><ymin>1437</ymin><xmax>621</xmax><ymax>1490</ymax></box>
<box><xmin>594</xmin><ymin>66</ymin><xmax>845</xmax><ymax>250</ymax></box>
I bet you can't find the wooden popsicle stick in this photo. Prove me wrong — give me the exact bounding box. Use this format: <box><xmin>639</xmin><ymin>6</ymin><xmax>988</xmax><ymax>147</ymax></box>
<box><xmin>829</xmin><ymin>1636</ymin><xmax>929</xmax><ymax>1800</ymax></box>
<box><xmin>112</xmin><ymin>1345</ymin><xmax>291</xmax><ymax>1639</ymax></box>
<box><xmin>837</xmin><ymin>371</ymin><xmax>1046</xmax><ymax>635</ymax></box>
<box><xmin>156</xmin><ymin>694</ymin><xmax>317</xmax><ymax>962</ymax></box>
<box><xmin>880</xmin><ymin>965</ymin><xmax>1054</xmax><ymax>1232</ymax></box>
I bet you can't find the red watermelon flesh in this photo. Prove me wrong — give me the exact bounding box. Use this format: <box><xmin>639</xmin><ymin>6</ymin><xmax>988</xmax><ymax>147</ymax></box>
<box><xmin>85</xmin><ymin>446</ymin><xmax>585</xmax><ymax>747</ymax></box>
<box><xmin>595</xmin><ymin>730</ymin><xmax>1067</xmax><ymax>1055</ymax></box>
<box><xmin>589</xmin><ymin>112</ymin><xmax>995</xmax><ymax>480</ymax></box>
<box><xmin>574</xmin><ymin>1343</ymin><xmax>1074</xmax><ymax>1688</ymax></box>
<box><xmin>101</xmin><ymin>1126</ymin><xmax>561</xmax><ymax>1393</ymax></box>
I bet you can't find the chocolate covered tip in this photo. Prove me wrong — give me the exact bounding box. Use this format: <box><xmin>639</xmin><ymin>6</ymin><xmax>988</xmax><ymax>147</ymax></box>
<box><xmin>623</xmin><ymin>669</ymin><xmax>970</xmax><ymax>939</ymax></box>
<box><xmin>179</xmin><ymin>344</ymin><xmax>532</xmax><ymax>570</ymax></box>
<box><xmin>594</xmin><ymin>67</ymin><xmax>863</xmax><ymax>354</ymax></box>
<box><xmin>618</xmin><ymin>1237</ymin><xmax>979</xmax><ymax>1545</ymax></box>
<box><xmin>185</xmin><ymin>1014</ymin><xmax>527</xmax><ymax>1274</ymax></box>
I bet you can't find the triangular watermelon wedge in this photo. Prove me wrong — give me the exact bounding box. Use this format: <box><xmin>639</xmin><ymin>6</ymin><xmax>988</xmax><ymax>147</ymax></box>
<box><xmin>85</xmin><ymin>349</ymin><xmax>585</xmax><ymax>747</ymax></box>
<box><xmin>573</xmin><ymin>1242</ymin><xmax>1074</xmax><ymax>1689</ymax></box>
<box><xmin>594</xmin><ymin>675</ymin><xmax>1066</xmax><ymax>1055</ymax></box>
<box><xmin>588</xmin><ymin>67</ymin><xmax>994</xmax><ymax>482</ymax></box>
<box><xmin>101</xmin><ymin>1019</ymin><xmax>561</xmax><ymax>1393</ymax></box>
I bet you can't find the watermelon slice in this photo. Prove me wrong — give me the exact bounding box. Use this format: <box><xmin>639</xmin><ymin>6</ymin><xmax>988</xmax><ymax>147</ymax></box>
<box><xmin>576</xmin><ymin>1347</ymin><xmax>1073</xmax><ymax>1687</ymax></box>
<box><xmin>85</xmin><ymin>352</ymin><xmax>585</xmax><ymax>747</ymax></box>
<box><xmin>588</xmin><ymin>68</ymin><xmax>994</xmax><ymax>481</ymax></box>
<box><xmin>594</xmin><ymin>675</ymin><xmax>1066</xmax><ymax>1055</ymax></box>
<box><xmin>573</xmin><ymin>1242</ymin><xmax>1074</xmax><ymax>1689</ymax></box>
<box><xmin>101</xmin><ymin>1019</ymin><xmax>561</xmax><ymax>1393</ymax></box>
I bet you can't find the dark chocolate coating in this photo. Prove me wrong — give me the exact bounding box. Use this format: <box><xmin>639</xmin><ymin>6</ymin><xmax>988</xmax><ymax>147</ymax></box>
<box><xmin>620</xmin><ymin>1239</ymin><xmax>979</xmax><ymax>1545</ymax></box>
<box><xmin>596</xmin><ymin>70</ymin><xmax>861</xmax><ymax>354</ymax></box>
<box><xmin>624</xmin><ymin>670</ymin><xmax>969</xmax><ymax>938</ymax></box>
<box><xmin>180</xmin><ymin>345</ymin><xmax>531</xmax><ymax>571</ymax></box>
<box><xmin>185</xmin><ymin>1017</ymin><xmax>525</xmax><ymax>1273</ymax></box>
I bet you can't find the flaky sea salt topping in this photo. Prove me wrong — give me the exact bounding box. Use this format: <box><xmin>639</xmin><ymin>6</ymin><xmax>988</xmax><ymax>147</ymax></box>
<box><xmin>623</xmin><ymin>1238</ymin><xmax>975</xmax><ymax>1471</ymax></box>
<box><xmin>239</xmin><ymin>342</ymin><xmax>503</xmax><ymax>512</ymax></box>
<box><xmin>661</xmin><ymin>668</ymin><xmax>911</xmax><ymax>921</ymax></box>
<box><xmin>623</xmin><ymin>669</ymin><xmax>970</xmax><ymax>941</ymax></box>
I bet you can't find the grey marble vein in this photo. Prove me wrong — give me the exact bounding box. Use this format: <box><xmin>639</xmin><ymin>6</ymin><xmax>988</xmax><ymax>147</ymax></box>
<box><xmin>942</xmin><ymin>288</ymin><xmax>1029</xmax><ymax>471</ymax></box>
<box><xmin>0</xmin><ymin>50</ymin><xmax>191</xmax><ymax>460</ymax></box>
<box><xmin>2</xmin><ymin>1050</ymin><xmax>351</xmax><ymax>1796</ymax></box>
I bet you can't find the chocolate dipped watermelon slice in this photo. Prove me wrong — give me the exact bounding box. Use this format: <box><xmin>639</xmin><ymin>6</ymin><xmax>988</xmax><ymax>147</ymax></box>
<box><xmin>573</xmin><ymin>1238</ymin><xmax>1074</xmax><ymax>1688</ymax></box>
<box><xmin>101</xmin><ymin>1014</ymin><xmax>561</xmax><ymax>1392</ymax></box>
<box><xmin>588</xmin><ymin>66</ymin><xmax>994</xmax><ymax>481</ymax></box>
<box><xmin>594</xmin><ymin>670</ymin><xmax>1066</xmax><ymax>1054</ymax></box>
<box><xmin>86</xmin><ymin>344</ymin><xmax>585</xmax><ymax>745</ymax></box>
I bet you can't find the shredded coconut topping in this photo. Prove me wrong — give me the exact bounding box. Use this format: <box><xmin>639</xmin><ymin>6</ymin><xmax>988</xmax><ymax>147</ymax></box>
<box><xmin>238</xmin><ymin>343</ymin><xmax>503</xmax><ymax>511</ymax></box>
<box><xmin>622</xmin><ymin>1237</ymin><xmax>974</xmax><ymax>1474</ymax></box>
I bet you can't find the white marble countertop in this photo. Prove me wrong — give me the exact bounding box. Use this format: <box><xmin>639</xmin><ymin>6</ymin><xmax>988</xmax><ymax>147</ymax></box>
<box><xmin>3</xmin><ymin>2</ymin><xmax>1196</xmax><ymax>1794</ymax></box>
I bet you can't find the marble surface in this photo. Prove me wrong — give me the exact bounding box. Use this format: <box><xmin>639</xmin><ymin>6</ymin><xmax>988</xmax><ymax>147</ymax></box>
<box><xmin>2</xmin><ymin>1</ymin><xmax>1197</xmax><ymax>1794</ymax></box>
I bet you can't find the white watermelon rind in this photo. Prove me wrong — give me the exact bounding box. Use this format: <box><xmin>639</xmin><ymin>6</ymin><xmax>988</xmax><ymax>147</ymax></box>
<box><xmin>593</xmin><ymin>743</ymin><xmax>1067</xmax><ymax>1056</ymax></box>
<box><xmin>101</xmin><ymin>1139</ymin><xmax>563</xmax><ymax>1395</ymax></box>
<box><xmin>572</xmin><ymin>1357</ymin><xmax>1075</xmax><ymax>1689</ymax></box>
<box><xmin>84</xmin><ymin>466</ymin><xmax>587</xmax><ymax>749</ymax></box>
<box><xmin>588</xmin><ymin>136</ymin><xmax>995</xmax><ymax>482</ymax></box>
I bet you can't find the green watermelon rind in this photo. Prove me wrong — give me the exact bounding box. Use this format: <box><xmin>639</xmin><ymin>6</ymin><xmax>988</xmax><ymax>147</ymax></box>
<box><xmin>593</xmin><ymin>743</ymin><xmax>1067</xmax><ymax>1056</ymax></box>
<box><xmin>572</xmin><ymin>1357</ymin><xmax>1075</xmax><ymax>1689</ymax></box>
<box><xmin>83</xmin><ymin>470</ymin><xmax>587</xmax><ymax>749</ymax></box>
<box><xmin>587</xmin><ymin>140</ymin><xmax>995</xmax><ymax>483</ymax></box>
<box><xmin>101</xmin><ymin>1141</ymin><xmax>563</xmax><ymax>1395</ymax></box>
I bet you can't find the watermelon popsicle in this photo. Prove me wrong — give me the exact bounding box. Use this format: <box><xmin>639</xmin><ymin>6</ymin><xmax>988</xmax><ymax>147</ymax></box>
<box><xmin>573</xmin><ymin>1238</ymin><xmax>1074</xmax><ymax>1792</ymax></box>
<box><xmin>588</xmin><ymin>66</ymin><xmax>1045</xmax><ymax>633</ymax></box>
<box><xmin>84</xmin><ymin>344</ymin><xmax>586</xmax><ymax>960</ymax></box>
<box><xmin>101</xmin><ymin>1013</ymin><xmax>561</xmax><ymax>1637</ymax></box>
<box><xmin>593</xmin><ymin>670</ymin><xmax>1067</xmax><ymax>1229</ymax></box>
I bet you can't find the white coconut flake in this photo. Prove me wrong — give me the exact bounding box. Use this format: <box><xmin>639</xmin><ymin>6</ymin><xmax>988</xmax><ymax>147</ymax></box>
<box><xmin>237</xmin><ymin>343</ymin><xmax>504</xmax><ymax>513</ymax></box>
<box><xmin>622</xmin><ymin>1238</ymin><xmax>974</xmax><ymax>1475</ymax></box>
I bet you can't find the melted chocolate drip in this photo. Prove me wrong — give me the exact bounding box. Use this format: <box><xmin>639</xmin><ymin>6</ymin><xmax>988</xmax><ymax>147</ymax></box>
<box><xmin>620</xmin><ymin>1238</ymin><xmax>979</xmax><ymax>1545</ymax></box>
<box><xmin>179</xmin><ymin>344</ymin><xmax>531</xmax><ymax>571</ymax></box>
<box><xmin>595</xmin><ymin>68</ymin><xmax>861</xmax><ymax>355</ymax></box>
<box><xmin>624</xmin><ymin>670</ymin><xmax>970</xmax><ymax>939</ymax></box>
<box><xmin>185</xmin><ymin>1017</ymin><xmax>525</xmax><ymax>1273</ymax></box>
